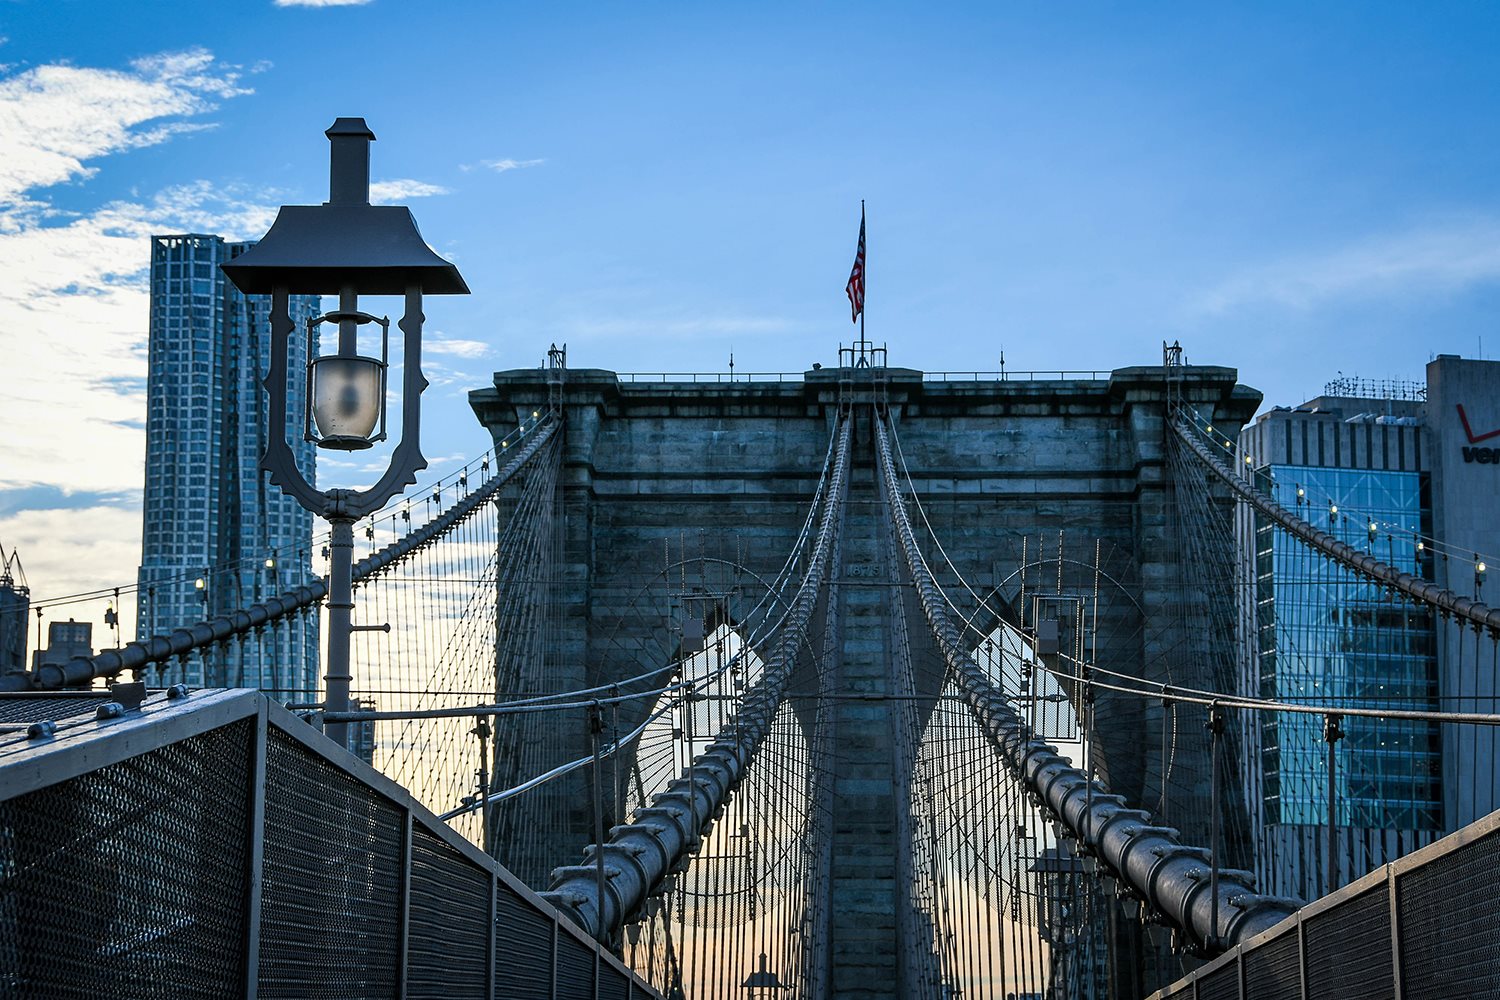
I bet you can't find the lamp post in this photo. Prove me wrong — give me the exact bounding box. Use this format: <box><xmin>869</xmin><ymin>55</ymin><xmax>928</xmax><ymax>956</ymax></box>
<box><xmin>741</xmin><ymin>953</ymin><xmax>787</xmax><ymax>997</ymax></box>
<box><xmin>223</xmin><ymin>118</ymin><xmax>468</xmax><ymax>750</ymax></box>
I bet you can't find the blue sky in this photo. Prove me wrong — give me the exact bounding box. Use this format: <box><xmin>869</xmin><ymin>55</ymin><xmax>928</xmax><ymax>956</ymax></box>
<box><xmin>4</xmin><ymin>1</ymin><xmax>1500</xmax><ymax>617</ymax></box>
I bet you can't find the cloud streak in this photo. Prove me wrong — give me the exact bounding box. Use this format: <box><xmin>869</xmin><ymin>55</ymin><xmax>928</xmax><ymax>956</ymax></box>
<box><xmin>0</xmin><ymin>52</ymin><xmax>261</xmax><ymax>503</ymax></box>
<box><xmin>426</xmin><ymin>335</ymin><xmax>491</xmax><ymax>360</ymax></box>
<box><xmin>273</xmin><ymin>0</ymin><xmax>373</xmax><ymax>7</ymax></box>
<box><xmin>1194</xmin><ymin>217</ymin><xmax>1500</xmax><ymax>313</ymax></box>
<box><xmin>482</xmin><ymin>157</ymin><xmax>544</xmax><ymax>173</ymax></box>
<box><xmin>0</xmin><ymin>48</ymin><xmax>248</xmax><ymax>206</ymax></box>
<box><xmin>369</xmin><ymin>177</ymin><xmax>449</xmax><ymax>203</ymax></box>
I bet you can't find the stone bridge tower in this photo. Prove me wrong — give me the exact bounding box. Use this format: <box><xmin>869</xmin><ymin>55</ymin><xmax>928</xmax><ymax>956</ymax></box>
<box><xmin>469</xmin><ymin>357</ymin><xmax>1259</xmax><ymax>991</ymax></box>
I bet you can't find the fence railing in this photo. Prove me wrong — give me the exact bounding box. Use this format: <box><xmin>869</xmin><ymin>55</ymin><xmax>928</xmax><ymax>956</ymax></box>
<box><xmin>1150</xmin><ymin>806</ymin><xmax>1500</xmax><ymax>1000</ymax></box>
<box><xmin>612</xmin><ymin>369</ymin><xmax>1115</xmax><ymax>383</ymax></box>
<box><xmin>921</xmin><ymin>369</ymin><xmax>1112</xmax><ymax>381</ymax></box>
<box><xmin>0</xmin><ymin>687</ymin><xmax>660</xmax><ymax>999</ymax></box>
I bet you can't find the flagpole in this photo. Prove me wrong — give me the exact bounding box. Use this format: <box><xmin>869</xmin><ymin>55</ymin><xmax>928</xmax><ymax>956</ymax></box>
<box><xmin>859</xmin><ymin>200</ymin><xmax>865</xmax><ymax>348</ymax></box>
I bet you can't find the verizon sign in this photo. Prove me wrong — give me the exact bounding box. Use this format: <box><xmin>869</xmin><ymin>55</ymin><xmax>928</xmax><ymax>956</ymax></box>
<box><xmin>1458</xmin><ymin>404</ymin><xmax>1500</xmax><ymax>464</ymax></box>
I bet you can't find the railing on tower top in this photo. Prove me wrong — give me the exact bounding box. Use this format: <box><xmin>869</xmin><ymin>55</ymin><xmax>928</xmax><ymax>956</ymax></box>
<box><xmin>611</xmin><ymin>368</ymin><xmax>1113</xmax><ymax>383</ymax></box>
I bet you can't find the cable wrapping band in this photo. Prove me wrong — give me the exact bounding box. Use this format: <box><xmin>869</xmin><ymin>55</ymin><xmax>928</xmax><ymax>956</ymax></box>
<box><xmin>874</xmin><ymin>412</ymin><xmax>1298</xmax><ymax>954</ymax></box>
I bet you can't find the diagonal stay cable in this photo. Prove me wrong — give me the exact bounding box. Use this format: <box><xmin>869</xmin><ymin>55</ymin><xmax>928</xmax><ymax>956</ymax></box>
<box><xmin>37</xmin><ymin>417</ymin><xmax>560</xmax><ymax>689</ymax></box>
<box><xmin>1172</xmin><ymin>412</ymin><xmax>1500</xmax><ymax>635</ymax></box>
<box><xmin>873</xmin><ymin>410</ymin><xmax>1299</xmax><ymax>955</ymax></box>
<box><xmin>539</xmin><ymin>412</ymin><xmax>853</xmax><ymax>940</ymax></box>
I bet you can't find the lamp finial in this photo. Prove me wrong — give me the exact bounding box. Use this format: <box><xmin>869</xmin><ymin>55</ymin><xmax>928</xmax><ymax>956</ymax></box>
<box><xmin>326</xmin><ymin>117</ymin><xmax>376</xmax><ymax>206</ymax></box>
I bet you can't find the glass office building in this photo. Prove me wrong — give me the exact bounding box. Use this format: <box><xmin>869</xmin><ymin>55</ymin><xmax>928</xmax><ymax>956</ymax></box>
<box><xmin>1253</xmin><ymin>467</ymin><xmax>1441</xmax><ymax>830</ymax></box>
<box><xmin>137</xmin><ymin>235</ymin><xmax>322</xmax><ymax>695</ymax></box>
<box><xmin>1240</xmin><ymin>385</ymin><xmax>1444</xmax><ymax>899</ymax></box>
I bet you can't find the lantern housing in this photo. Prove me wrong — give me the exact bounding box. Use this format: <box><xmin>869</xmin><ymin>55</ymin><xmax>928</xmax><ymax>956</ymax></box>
<box><xmin>306</xmin><ymin>308</ymin><xmax>390</xmax><ymax>450</ymax></box>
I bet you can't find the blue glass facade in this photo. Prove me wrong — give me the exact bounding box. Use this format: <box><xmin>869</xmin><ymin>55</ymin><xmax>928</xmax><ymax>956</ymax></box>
<box><xmin>1255</xmin><ymin>467</ymin><xmax>1441</xmax><ymax>830</ymax></box>
<box><xmin>137</xmin><ymin>235</ymin><xmax>321</xmax><ymax>694</ymax></box>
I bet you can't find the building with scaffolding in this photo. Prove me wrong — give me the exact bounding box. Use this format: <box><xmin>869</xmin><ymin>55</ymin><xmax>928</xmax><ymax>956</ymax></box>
<box><xmin>0</xmin><ymin>546</ymin><xmax>28</xmax><ymax>680</ymax></box>
<box><xmin>136</xmin><ymin>234</ymin><xmax>322</xmax><ymax>693</ymax></box>
<box><xmin>1239</xmin><ymin>353</ymin><xmax>1500</xmax><ymax>899</ymax></box>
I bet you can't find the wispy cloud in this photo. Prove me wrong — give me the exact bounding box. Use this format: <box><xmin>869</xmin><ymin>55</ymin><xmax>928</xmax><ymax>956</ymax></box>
<box><xmin>480</xmin><ymin>157</ymin><xmax>544</xmax><ymax>173</ymax></box>
<box><xmin>426</xmin><ymin>335</ymin><xmax>491</xmax><ymax>360</ymax></box>
<box><xmin>273</xmin><ymin>0</ymin><xmax>372</xmax><ymax>7</ymax></box>
<box><xmin>0</xmin><ymin>183</ymin><xmax>281</xmax><ymax>498</ymax></box>
<box><xmin>0</xmin><ymin>51</ymin><xmax>260</xmax><ymax>502</ymax></box>
<box><xmin>0</xmin><ymin>503</ymin><xmax>143</xmax><ymax>630</ymax></box>
<box><xmin>1193</xmin><ymin>217</ymin><xmax>1500</xmax><ymax>313</ymax></box>
<box><xmin>0</xmin><ymin>48</ymin><xmax>249</xmax><ymax>207</ymax></box>
<box><xmin>368</xmin><ymin>178</ymin><xmax>449</xmax><ymax>204</ymax></box>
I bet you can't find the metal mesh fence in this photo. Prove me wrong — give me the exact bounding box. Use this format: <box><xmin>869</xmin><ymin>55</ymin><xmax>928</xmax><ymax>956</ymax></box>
<box><xmin>407</xmin><ymin>826</ymin><xmax>491</xmax><ymax>999</ymax></box>
<box><xmin>1152</xmin><ymin>810</ymin><xmax>1500</xmax><ymax>1000</ymax></box>
<box><xmin>1239</xmin><ymin>928</ymin><xmax>1300</xmax><ymax>1000</ymax></box>
<box><xmin>558</xmin><ymin>928</ymin><xmax>598</xmax><ymax>996</ymax></box>
<box><xmin>1400</xmin><ymin>826</ymin><xmax>1500</xmax><ymax>1000</ymax></box>
<box><xmin>1304</xmin><ymin>887</ymin><xmax>1393</xmax><ymax>999</ymax></box>
<box><xmin>495</xmin><ymin>880</ymin><xmax>556</xmax><ymax>1000</ymax></box>
<box><xmin>0</xmin><ymin>719</ymin><xmax>253</xmax><ymax>999</ymax></box>
<box><xmin>0</xmin><ymin>694</ymin><xmax>110</xmax><ymax>725</ymax></box>
<box><xmin>0</xmin><ymin>693</ymin><xmax>660</xmax><ymax>1000</ymax></box>
<box><xmin>600</xmin><ymin>964</ymin><xmax>631</xmax><ymax>1000</ymax></box>
<box><xmin>1196</xmin><ymin>961</ymin><xmax>1239</xmax><ymax>1000</ymax></box>
<box><xmin>258</xmin><ymin>726</ymin><xmax>405</xmax><ymax>998</ymax></box>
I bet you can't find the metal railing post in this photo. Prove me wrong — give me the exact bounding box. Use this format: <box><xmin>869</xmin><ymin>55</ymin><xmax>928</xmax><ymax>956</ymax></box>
<box><xmin>588</xmin><ymin>702</ymin><xmax>608</xmax><ymax>943</ymax></box>
<box><xmin>1208</xmin><ymin>702</ymin><xmax>1226</xmax><ymax>949</ymax></box>
<box><xmin>550</xmin><ymin>919</ymin><xmax>559</xmax><ymax>1000</ymax></box>
<box><xmin>243</xmin><ymin>700</ymin><xmax>269</xmax><ymax>999</ymax></box>
<box><xmin>1296</xmin><ymin>912</ymin><xmax>1308</xmax><ymax>1000</ymax></box>
<box><xmin>487</xmin><ymin>874</ymin><xmax>498</xmax><ymax>1000</ymax></box>
<box><xmin>1388</xmin><ymin>866</ymin><xmax>1404</xmax><ymax>998</ymax></box>
<box><xmin>1324</xmin><ymin>713</ymin><xmax>1344</xmax><ymax>896</ymax></box>
<box><xmin>398</xmin><ymin>809</ymin><xmax>412</xmax><ymax>999</ymax></box>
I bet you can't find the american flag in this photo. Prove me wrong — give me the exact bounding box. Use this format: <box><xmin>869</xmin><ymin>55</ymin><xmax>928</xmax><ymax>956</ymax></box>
<box><xmin>845</xmin><ymin>206</ymin><xmax>865</xmax><ymax>323</ymax></box>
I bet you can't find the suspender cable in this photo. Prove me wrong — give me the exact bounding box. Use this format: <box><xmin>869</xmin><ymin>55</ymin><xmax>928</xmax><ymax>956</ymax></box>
<box><xmin>541</xmin><ymin>415</ymin><xmax>852</xmax><ymax>940</ymax></box>
<box><xmin>874</xmin><ymin>412</ymin><xmax>1298</xmax><ymax>955</ymax></box>
<box><xmin>37</xmin><ymin>417</ymin><xmax>559</xmax><ymax>689</ymax></box>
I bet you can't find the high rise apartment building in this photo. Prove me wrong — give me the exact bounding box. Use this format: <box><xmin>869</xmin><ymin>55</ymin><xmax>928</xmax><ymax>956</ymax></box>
<box><xmin>1239</xmin><ymin>355</ymin><xmax>1500</xmax><ymax>900</ymax></box>
<box><xmin>137</xmin><ymin>234</ymin><xmax>322</xmax><ymax>695</ymax></box>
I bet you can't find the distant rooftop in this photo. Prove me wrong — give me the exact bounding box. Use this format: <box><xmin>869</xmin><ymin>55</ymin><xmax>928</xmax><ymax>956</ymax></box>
<box><xmin>1320</xmin><ymin>374</ymin><xmax>1427</xmax><ymax>403</ymax></box>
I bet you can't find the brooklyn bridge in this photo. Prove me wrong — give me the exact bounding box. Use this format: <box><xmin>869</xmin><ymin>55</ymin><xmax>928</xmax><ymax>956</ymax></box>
<box><xmin>4</xmin><ymin>345</ymin><xmax>1497</xmax><ymax>998</ymax></box>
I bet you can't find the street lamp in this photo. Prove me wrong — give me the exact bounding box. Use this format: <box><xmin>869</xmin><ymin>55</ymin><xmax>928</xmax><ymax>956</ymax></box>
<box><xmin>222</xmin><ymin>117</ymin><xmax>468</xmax><ymax>749</ymax></box>
<box><xmin>741</xmin><ymin>953</ymin><xmax>787</xmax><ymax>996</ymax></box>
